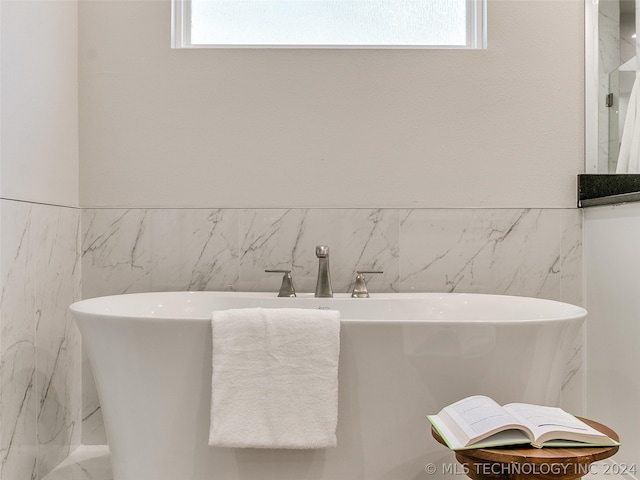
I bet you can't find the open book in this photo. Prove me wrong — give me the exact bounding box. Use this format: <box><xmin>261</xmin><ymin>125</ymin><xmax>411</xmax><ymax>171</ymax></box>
<box><xmin>427</xmin><ymin>395</ymin><xmax>620</xmax><ymax>450</ymax></box>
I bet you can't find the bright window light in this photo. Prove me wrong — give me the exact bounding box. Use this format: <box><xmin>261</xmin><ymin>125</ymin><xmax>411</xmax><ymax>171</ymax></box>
<box><xmin>173</xmin><ymin>0</ymin><xmax>485</xmax><ymax>48</ymax></box>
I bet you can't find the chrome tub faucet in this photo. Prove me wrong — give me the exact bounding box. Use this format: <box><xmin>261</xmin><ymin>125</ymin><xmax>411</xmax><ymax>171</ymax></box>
<box><xmin>315</xmin><ymin>245</ymin><xmax>333</xmax><ymax>298</ymax></box>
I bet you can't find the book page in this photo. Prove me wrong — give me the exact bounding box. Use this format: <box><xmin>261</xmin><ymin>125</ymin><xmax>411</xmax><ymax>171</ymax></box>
<box><xmin>441</xmin><ymin>395</ymin><xmax>526</xmax><ymax>443</ymax></box>
<box><xmin>503</xmin><ymin>403</ymin><xmax>607</xmax><ymax>445</ymax></box>
<box><xmin>427</xmin><ymin>414</ymin><xmax>530</xmax><ymax>450</ymax></box>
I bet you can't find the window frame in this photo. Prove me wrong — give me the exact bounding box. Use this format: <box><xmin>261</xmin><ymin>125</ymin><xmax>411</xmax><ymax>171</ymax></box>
<box><xmin>172</xmin><ymin>0</ymin><xmax>486</xmax><ymax>49</ymax></box>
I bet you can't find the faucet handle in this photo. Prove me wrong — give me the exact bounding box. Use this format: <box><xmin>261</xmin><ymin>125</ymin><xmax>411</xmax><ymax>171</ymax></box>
<box><xmin>351</xmin><ymin>270</ymin><xmax>384</xmax><ymax>298</ymax></box>
<box><xmin>265</xmin><ymin>269</ymin><xmax>296</xmax><ymax>297</ymax></box>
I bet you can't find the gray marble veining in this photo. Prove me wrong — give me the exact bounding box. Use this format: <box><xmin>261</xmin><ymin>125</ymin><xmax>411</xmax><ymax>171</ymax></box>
<box><xmin>1</xmin><ymin>200</ymin><xmax>82</xmax><ymax>479</ymax></box>
<box><xmin>1</xmin><ymin>200</ymin><xmax>38</xmax><ymax>480</ymax></box>
<box><xmin>0</xmin><ymin>201</ymin><xmax>586</xmax><ymax>473</ymax></box>
<box><xmin>399</xmin><ymin>208</ymin><xmax>582</xmax><ymax>304</ymax></box>
<box><xmin>237</xmin><ymin>209</ymin><xmax>400</xmax><ymax>294</ymax></box>
<box><xmin>80</xmin><ymin>207</ymin><xmax>583</xmax><ymax>444</ymax></box>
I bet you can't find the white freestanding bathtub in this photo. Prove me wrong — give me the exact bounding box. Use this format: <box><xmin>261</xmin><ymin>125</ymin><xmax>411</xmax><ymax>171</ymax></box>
<box><xmin>70</xmin><ymin>292</ymin><xmax>586</xmax><ymax>480</ymax></box>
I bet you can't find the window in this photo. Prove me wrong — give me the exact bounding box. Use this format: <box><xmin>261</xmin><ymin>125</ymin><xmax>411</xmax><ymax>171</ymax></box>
<box><xmin>172</xmin><ymin>0</ymin><xmax>485</xmax><ymax>49</ymax></box>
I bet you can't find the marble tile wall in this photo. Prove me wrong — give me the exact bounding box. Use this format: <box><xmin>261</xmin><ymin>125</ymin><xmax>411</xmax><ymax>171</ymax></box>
<box><xmin>80</xmin><ymin>207</ymin><xmax>584</xmax><ymax>444</ymax></box>
<box><xmin>0</xmin><ymin>199</ymin><xmax>82</xmax><ymax>479</ymax></box>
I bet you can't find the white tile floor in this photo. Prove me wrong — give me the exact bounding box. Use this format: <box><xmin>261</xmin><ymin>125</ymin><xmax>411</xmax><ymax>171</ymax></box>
<box><xmin>42</xmin><ymin>447</ymin><xmax>631</xmax><ymax>480</ymax></box>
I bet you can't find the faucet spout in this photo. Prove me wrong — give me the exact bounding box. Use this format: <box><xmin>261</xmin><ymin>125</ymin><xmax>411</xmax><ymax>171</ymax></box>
<box><xmin>315</xmin><ymin>245</ymin><xmax>333</xmax><ymax>298</ymax></box>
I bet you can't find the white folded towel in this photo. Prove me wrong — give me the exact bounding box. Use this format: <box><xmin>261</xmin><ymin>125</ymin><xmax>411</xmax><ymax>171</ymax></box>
<box><xmin>209</xmin><ymin>307</ymin><xmax>340</xmax><ymax>449</ymax></box>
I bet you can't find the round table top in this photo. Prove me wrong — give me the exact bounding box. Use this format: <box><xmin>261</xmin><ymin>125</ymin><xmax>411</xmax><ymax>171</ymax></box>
<box><xmin>431</xmin><ymin>417</ymin><xmax>620</xmax><ymax>464</ymax></box>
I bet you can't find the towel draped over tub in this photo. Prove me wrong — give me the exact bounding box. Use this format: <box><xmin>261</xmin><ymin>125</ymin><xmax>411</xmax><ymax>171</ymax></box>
<box><xmin>209</xmin><ymin>307</ymin><xmax>340</xmax><ymax>449</ymax></box>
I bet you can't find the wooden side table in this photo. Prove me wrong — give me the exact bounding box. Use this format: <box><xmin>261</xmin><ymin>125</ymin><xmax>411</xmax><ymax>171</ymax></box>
<box><xmin>431</xmin><ymin>417</ymin><xmax>619</xmax><ymax>480</ymax></box>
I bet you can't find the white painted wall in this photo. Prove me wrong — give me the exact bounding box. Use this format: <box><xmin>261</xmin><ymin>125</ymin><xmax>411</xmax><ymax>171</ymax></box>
<box><xmin>1</xmin><ymin>0</ymin><xmax>79</xmax><ymax>207</ymax></box>
<box><xmin>585</xmin><ymin>203</ymin><xmax>640</xmax><ymax>469</ymax></box>
<box><xmin>0</xmin><ymin>2</ymin><xmax>81</xmax><ymax>478</ymax></box>
<box><xmin>79</xmin><ymin>0</ymin><xmax>585</xmax><ymax>209</ymax></box>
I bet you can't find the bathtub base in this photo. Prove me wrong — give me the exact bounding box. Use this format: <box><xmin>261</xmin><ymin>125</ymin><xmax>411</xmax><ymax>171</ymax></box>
<box><xmin>83</xmin><ymin>320</ymin><xmax>582</xmax><ymax>480</ymax></box>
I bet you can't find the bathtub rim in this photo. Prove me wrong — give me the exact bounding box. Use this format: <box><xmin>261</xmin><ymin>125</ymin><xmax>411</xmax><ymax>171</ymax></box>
<box><xmin>69</xmin><ymin>291</ymin><xmax>587</xmax><ymax>326</ymax></box>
